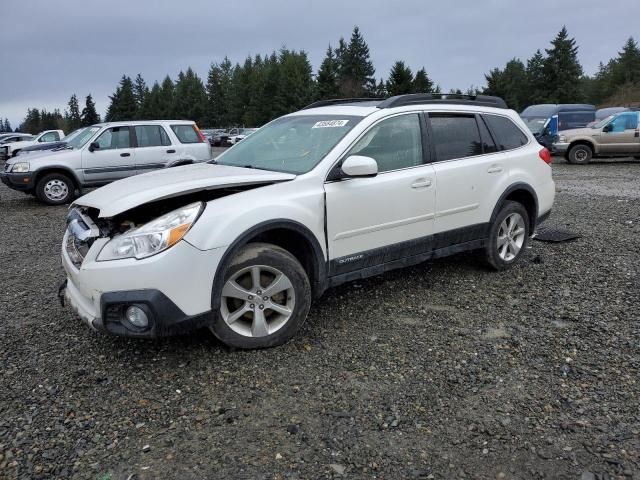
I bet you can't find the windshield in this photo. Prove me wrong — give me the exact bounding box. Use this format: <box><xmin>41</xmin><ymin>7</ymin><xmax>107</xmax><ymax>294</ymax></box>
<box><xmin>62</xmin><ymin>128</ymin><xmax>86</xmax><ymax>142</ymax></box>
<box><xmin>592</xmin><ymin>115</ymin><xmax>615</xmax><ymax>129</ymax></box>
<box><xmin>67</xmin><ymin>126</ymin><xmax>100</xmax><ymax>148</ymax></box>
<box><xmin>216</xmin><ymin>115</ymin><xmax>362</xmax><ymax>174</ymax></box>
<box><xmin>521</xmin><ymin>116</ymin><xmax>548</xmax><ymax>134</ymax></box>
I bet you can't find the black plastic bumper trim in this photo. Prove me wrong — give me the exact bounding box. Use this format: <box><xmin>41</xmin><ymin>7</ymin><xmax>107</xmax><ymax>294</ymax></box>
<box><xmin>99</xmin><ymin>289</ymin><xmax>212</xmax><ymax>338</ymax></box>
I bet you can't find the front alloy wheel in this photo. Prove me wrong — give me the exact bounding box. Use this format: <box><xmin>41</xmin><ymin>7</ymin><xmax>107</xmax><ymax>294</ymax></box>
<box><xmin>221</xmin><ymin>265</ymin><xmax>296</xmax><ymax>338</ymax></box>
<box><xmin>210</xmin><ymin>243</ymin><xmax>311</xmax><ymax>349</ymax></box>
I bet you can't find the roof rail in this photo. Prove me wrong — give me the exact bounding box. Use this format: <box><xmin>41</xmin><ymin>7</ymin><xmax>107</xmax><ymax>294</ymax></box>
<box><xmin>377</xmin><ymin>93</ymin><xmax>508</xmax><ymax>109</ymax></box>
<box><xmin>302</xmin><ymin>98</ymin><xmax>383</xmax><ymax>110</ymax></box>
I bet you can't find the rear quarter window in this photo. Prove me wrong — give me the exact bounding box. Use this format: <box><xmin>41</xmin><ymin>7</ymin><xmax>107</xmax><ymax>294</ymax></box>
<box><xmin>483</xmin><ymin>115</ymin><xmax>528</xmax><ymax>151</ymax></box>
<box><xmin>171</xmin><ymin>125</ymin><xmax>202</xmax><ymax>144</ymax></box>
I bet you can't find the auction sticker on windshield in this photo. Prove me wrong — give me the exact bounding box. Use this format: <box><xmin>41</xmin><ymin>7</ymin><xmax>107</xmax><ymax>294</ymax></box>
<box><xmin>312</xmin><ymin>120</ymin><xmax>349</xmax><ymax>128</ymax></box>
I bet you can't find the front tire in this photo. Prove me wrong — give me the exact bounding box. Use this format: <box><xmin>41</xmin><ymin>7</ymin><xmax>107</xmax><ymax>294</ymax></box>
<box><xmin>567</xmin><ymin>144</ymin><xmax>593</xmax><ymax>164</ymax></box>
<box><xmin>35</xmin><ymin>173</ymin><xmax>75</xmax><ymax>205</ymax></box>
<box><xmin>210</xmin><ymin>243</ymin><xmax>311</xmax><ymax>349</ymax></box>
<box><xmin>483</xmin><ymin>201</ymin><xmax>530</xmax><ymax>271</ymax></box>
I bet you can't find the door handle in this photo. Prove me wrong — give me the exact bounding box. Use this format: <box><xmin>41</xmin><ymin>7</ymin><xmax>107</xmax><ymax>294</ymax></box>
<box><xmin>487</xmin><ymin>165</ymin><xmax>503</xmax><ymax>174</ymax></box>
<box><xmin>120</xmin><ymin>152</ymin><xmax>131</xmax><ymax>157</ymax></box>
<box><xmin>167</xmin><ymin>149</ymin><xmax>176</xmax><ymax>153</ymax></box>
<box><xmin>411</xmin><ymin>178</ymin><xmax>432</xmax><ymax>189</ymax></box>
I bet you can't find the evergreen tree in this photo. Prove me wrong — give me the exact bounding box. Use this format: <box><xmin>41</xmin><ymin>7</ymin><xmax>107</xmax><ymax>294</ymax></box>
<box><xmin>412</xmin><ymin>68</ymin><xmax>434</xmax><ymax>93</ymax></box>
<box><xmin>316</xmin><ymin>45</ymin><xmax>340</xmax><ymax>100</ymax></box>
<box><xmin>105</xmin><ymin>75</ymin><xmax>137</xmax><ymax>121</ymax></box>
<box><xmin>526</xmin><ymin>50</ymin><xmax>547</xmax><ymax>104</ymax></box>
<box><xmin>230</xmin><ymin>58</ymin><xmax>253</xmax><ymax>125</ymax></box>
<box><xmin>158</xmin><ymin>76</ymin><xmax>175</xmax><ymax>119</ymax></box>
<box><xmin>338</xmin><ymin>26</ymin><xmax>375</xmax><ymax>97</ymax></box>
<box><xmin>610</xmin><ymin>37</ymin><xmax>640</xmax><ymax>87</ymax></box>
<box><xmin>206</xmin><ymin>63</ymin><xmax>224</xmax><ymax>127</ymax></box>
<box><xmin>275</xmin><ymin>49</ymin><xmax>313</xmax><ymax>117</ymax></box>
<box><xmin>143</xmin><ymin>82</ymin><xmax>163</xmax><ymax>119</ymax></box>
<box><xmin>374</xmin><ymin>78</ymin><xmax>387</xmax><ymax>98</ymax></box>
<box><xmin>67</xmin><ymin>94</ymin><xmax>82</xmax><ymax>131</ymax></box>
<box><xmin>543</xmin><ymin>26</ymin><xmax>584</xmax><ymax>103</ymax></box>
<box><xmin>386</xmin><ymin>61</ymin><xmax>414</xmax><ymax>96</ymax></box>
<box><xmin>133</xmin><ymin>73</ymin><xmax>149</xmax><ymax>119</ymax></box>
<box><xmin>173</xmin><ymin>67</ymin><xmax>207</xmax><ymax>125</ymax></box>
<box><xmin>484</xmin><ymin>59</ymin><xmax>529</xmax><ymax>110</ymax></box>
<box><xmin>81</xmin><ymin>94</ymin><xmax>100</xmax><ymax>126</ymax></box>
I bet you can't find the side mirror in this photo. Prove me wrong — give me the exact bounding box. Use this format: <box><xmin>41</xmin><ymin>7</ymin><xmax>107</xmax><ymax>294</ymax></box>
<box><xmin>602</xmin><ymin>124</ymin><xmax>613</xmax><ymax>133</ymax></box>
<box><xmin>88</xmin><ymin>141</ymin><xmax>100</xmax><ymax>152</ymax></box>
<box><xmin>340</xmin><ymin>155</ymin><xmax>378</xmax><ymax>178</ymax></box>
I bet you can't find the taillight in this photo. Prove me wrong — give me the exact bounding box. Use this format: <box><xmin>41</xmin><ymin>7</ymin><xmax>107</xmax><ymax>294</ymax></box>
<box><xmin>194</xmin><ymin>125</ymin><xmax>206</xmax><ymax>143</ymax></box>
<box><xmin>539</xmin><ymin>147</ymin><xmax>552</xmax><ymax>165</ymax></box>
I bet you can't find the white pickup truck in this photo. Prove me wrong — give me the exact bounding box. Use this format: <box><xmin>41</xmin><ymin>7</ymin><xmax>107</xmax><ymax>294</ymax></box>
<box><xmin>0</xmin><ymin>129</ymin><xmax>65</xmax><ymax>160</ymax></box>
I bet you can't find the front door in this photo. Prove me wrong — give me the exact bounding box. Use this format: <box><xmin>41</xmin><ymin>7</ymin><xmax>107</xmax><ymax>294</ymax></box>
<box><xmin>325</xmin><ymin>113</ymin><xmax>436</xmax><ymax>275</ymax></box>
<box><xmin>81</xmin><ymin>126</ymin><xmax>135</xmax><ymax>184</ymax></box>
<box><xmin>133</xmin><ymin>125</ymin><xmax>176</xmax><ymax>173</ymax></box>
<box><xmin>599</xmin><ymin>112</ymin><xmax>640</xmax><ymax>154</ymax></box>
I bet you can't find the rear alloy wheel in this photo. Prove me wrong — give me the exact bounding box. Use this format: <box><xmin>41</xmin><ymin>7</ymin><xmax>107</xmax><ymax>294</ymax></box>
<box><xmin>567</xmin><ymin>144</ymin><xmax>593</xmax><ymax>164</ymax></box>
<box><xmin>35</xmin><ymin>173</ymin><xmax>75</xmax><ymax>205</ymax></box>
<box><xmin>210</xmin><ymin>243</ymin><xmax>311</xmax><ymax>349</ymax></box>
<box><xmin>483</xmin><ymin>201</ymin><xmax>530</xmax><ymax>270</ymax></box>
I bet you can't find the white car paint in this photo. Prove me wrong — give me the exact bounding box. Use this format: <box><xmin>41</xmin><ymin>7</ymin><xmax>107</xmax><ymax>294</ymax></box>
<box><xmin>62</xmin><ymin>101</ymin><xmax>555</xmax><ymax>336</ymax></box>
<box><xmin>1</xmin><ymin>130</ymin><xmax>64</xmax><ymax>157</ymax></box>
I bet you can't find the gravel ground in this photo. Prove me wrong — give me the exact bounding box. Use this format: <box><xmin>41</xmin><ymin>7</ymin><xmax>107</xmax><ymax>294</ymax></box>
<box><xmin>0</xmin><ymin>158</ymin><xmax>639</xmax><ymax>480</ymax></box>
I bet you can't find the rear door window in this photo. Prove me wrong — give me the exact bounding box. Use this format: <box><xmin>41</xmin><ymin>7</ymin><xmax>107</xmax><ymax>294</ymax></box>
<box><xmin>135</xmin><ymin>125</ymin><xmax>172</xmax><ymax>147</ymax></box>
<box><xmin>171</xmin><ymin>124</ymin><xmax>202</xmax><ymax>144</ymax></box>
<box><xmin>483</xmin><ymin>115</ymin><xmax>528</xmax><ymax>151</ymax></box>
<box><xmin>429</xmin><ymin>114</ymin><xmax>483</xmax><ymax>161</ymax></box>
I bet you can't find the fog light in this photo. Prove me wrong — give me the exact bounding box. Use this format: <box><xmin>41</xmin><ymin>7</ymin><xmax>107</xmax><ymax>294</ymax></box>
<box><xmin>125</xmin><ymin>305</ymin><xmax>149</xmax><ymax>328</ymax></box>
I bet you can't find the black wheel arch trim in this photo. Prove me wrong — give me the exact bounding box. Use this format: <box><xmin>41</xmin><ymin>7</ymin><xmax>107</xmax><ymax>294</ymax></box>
<box><xmin>32</xmin><ymin>165</ymin><xmax>82</xmax><ymax>189</ymax></box>
<box><xmin>210</xmin><ymin>219</ymin><xmax>328</xmax><ymax>311</ymax></box>
<box><xmin>490</xmin><ymin>182</ymin><xmax>539</xmax><ymax>233</ymax></box>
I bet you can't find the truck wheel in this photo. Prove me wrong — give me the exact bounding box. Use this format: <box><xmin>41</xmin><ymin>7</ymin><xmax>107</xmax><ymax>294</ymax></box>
<box><xmin>210</xmin><ymin>243</ymin><xmax>311</xmax><ymax>349</ymax></box>
<box><xmin>35</xmin><ymin>173</ymin><xmax>75</xmax><ymax>205</ymax></box>
<box><xmin>483</xmin><ymin>201</ymin><xmax>530</xmax><ymax>271</ymax></box>
<box><xmin>567</xmin><ymin>144</ymin><xmax>592</xmax><ymax>164</ymax></box>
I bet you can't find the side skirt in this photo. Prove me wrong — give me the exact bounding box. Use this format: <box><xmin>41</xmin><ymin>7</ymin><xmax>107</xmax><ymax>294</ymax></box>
<box><xmin>327</xmin><ymin>223</ymin><xmax>488</xmax><ymax>288</ymax></box>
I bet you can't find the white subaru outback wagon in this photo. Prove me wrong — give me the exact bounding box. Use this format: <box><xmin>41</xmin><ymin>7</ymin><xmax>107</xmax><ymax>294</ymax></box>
<box><xmin>60</xmin><ymin>94</ymin><xmax>555</xmax><ymax>349</ymax></box>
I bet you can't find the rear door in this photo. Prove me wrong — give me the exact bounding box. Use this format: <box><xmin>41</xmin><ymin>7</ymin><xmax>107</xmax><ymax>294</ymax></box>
<box><xmin>599</xmin><ymin>112</ymin><xmax>640</xmax><ymax>154</ymax></box>
<box><xmin>429</xmin><ymin>112</ymin><xmax>515</xmax><ymax>242</ymax></box>
<box><xmin>170</xmin><ymin>123</ymin><xmax>209</xmax><ymax>161</ymax></box>
<box><xmin>81</xmin><ymin>126</ymin><xmax>135</xmax><ymax>184</ymax></box>
<box><xmin>133</xmin><ymin>124</ymin><xmax>175</xmax><ymax>173</ymax></box>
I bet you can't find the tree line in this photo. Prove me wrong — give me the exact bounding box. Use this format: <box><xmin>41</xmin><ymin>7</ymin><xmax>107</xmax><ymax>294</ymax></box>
<box><xmin>13</xmin><ymin>26</ymin><xmax>640</xmax><ymax>133</ymax></box>
<box><xmin>17</xmin><ymin>94</ymin><xmax>100</xmax><ymax>135</ymax></box>
<box><xmin>0</xmin><ymin>118</ymin><xmax>12</xmax><ymax>133</ymax></box>
<box><xmin>484</xmin><ymin>27</ymin><xmax>640</xmax><ymax>111</ymax></box>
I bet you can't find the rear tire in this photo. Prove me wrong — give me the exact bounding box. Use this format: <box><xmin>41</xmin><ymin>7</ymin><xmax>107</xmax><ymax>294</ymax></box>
<box><xmin>210</xmin><ymin>243</ymin><xmax>311</xmax><ymax>349</ymax></box>
<box><xmin>35</xmin><ymin>172</ymin><xmax>75</xmax><ymax>205</ymax></box>
<box><xmin>567</xmin><ymin>144</ymin><xmax>593</xmax><ymax>164</ymax></box>
<box><xmin>483</xmin><ymin>201</ymin><xmax>530</xmax><ymax>271</ymax></box>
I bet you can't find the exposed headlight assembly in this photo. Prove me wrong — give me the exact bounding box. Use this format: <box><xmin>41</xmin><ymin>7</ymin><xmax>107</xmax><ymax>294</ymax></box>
<box><xmin>11</xmin><ymin>162</ymin><xmax>30</xmax><ymax>173</ymax></box>
<box><xmin>557</xmin><ymin>135</ymin><xmax>567</xmax><ymax>143</ymax></box>
<box><xmin>97</xmin><ymin>202</ymin><xmax>204</xmax><ymax>261</ymax></box>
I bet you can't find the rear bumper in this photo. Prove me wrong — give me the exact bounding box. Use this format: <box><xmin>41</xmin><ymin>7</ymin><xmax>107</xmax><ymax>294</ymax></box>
<box><xmin>0</xmin><ymin>171</ymin><xmax>34</xmax><ymax>191</ymax></box>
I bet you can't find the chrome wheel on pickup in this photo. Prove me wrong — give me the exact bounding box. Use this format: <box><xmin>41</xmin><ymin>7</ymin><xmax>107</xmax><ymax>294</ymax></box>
<box><xmin>211</xmin><ymin>243</ymin><xmax>311</xmax><ymax>349</ymax></box>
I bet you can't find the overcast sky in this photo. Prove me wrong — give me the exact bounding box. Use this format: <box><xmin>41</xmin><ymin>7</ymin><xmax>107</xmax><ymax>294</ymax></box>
<box><xmin>0</xmin><ymin>0</ymin><xmax>637</xmax><ymax>128</ymax></box>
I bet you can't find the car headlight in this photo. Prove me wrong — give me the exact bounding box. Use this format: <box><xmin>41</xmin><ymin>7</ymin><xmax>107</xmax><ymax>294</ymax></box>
<box><xmin>11</xmin><ymin>162</ymin><xmax>30</xmax><ymax>173</ymax></box>
<box><xmin>557</xmin><ymin>135</ymin><xmax>567</xmax><ymax>143</ymax></box>
<box><xmin>97</xmin><ymin>202</ymin><xmax>204</xmax><ymax>261</ymax></box>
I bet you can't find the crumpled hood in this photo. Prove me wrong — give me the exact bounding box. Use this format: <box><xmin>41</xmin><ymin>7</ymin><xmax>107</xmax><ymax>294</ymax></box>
<box><xmin>73</xmin><ymin>163</ymin><xmax>296</xmax><ymax>218</ymax></box>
